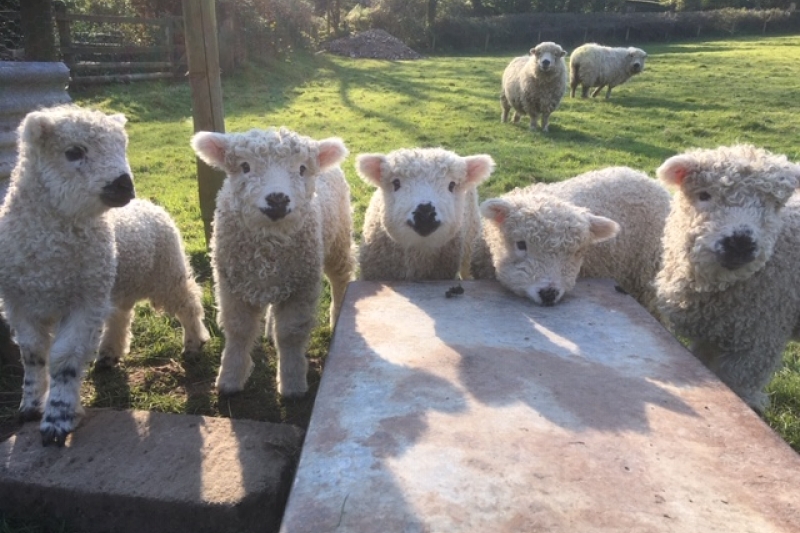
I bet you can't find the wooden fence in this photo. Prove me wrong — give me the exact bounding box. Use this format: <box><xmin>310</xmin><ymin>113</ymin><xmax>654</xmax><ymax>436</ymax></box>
<box><xmin>53</xmin><ymin>3</ymin><xmax>184</xmax><ymax>85</ymax></box>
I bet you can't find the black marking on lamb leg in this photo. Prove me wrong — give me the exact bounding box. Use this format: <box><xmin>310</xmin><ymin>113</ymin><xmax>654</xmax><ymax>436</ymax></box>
<box><xmin>17</xmin><ymin>403</ymin><xmax>42</xmax><ymax>423</ymax></box>
<box><xmin>23</xmin><ymin>352</ymin><xmax>46</xmax><ymax>367</ymax></box>
<box><xmin>53</xmin><ymin>366</ymin><xmax>78</xmax><ymax>384</ymax></box>
<box><xmin>41</xmin><ymin>425</ymin><xmax>70</xmax><ymax>447</ymax></box>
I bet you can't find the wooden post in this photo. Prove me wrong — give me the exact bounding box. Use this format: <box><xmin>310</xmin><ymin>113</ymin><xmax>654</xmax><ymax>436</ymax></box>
<box><xmin>53</xmin><ymin>1</ymin><xmax>73</xmax><ymax>67</ymax></box>
<box><xmin>20</xmin><ymin>0</ymin><xmax>58</xmax><ymax>61</ymax></box>
<box><xmin>182</xmin><ymin>0</ymin><xmax>226</xmax><ymax>247</ymax></box>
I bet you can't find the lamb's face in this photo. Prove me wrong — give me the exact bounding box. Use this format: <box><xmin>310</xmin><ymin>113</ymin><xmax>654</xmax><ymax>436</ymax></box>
<box><xmin>626</xmin><ymin>48</ymin><xmax>647</xmax><ymax>75</ymax></box>
<box><xmin>658</xmin><ymin>147</ymin><xmax>800</xmax><ymax>286</ymax></box>
<box><xmin>20</xmin><ymin>107</ymin><xmax>134</xmax><ymax>218</ymax></box>
<box><xmin>530</xmin><ymin>42</ymin><xmax>566</xmax><ymax>74</ymax></box>
<box><xmin>481</xmin><ymin>196</ymin><xmax>619</xmax><ymax>306</ymax></box>
<box><xmin>358</xmin><ymin>148</ymin><xmax>494</xmax><ymax>249</ymax></box>
<box><xmin>191</xmin><ymin>129</ymin><xmax>347</xmax><ymax>232</ymax></box>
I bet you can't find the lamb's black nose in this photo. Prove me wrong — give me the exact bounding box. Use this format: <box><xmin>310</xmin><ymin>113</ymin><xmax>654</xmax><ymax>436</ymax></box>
<box><xmin>261</xmin><ymin>192</ymin><xmax>291</xmax><ymax>220</ymax></box>
<box><xmin>718</xmin><ymin>231</ymin><xmax>757</xmax><ymax>270</ymax></box>
<box><xmin>542</xmin><ymin>59</ymin><xmax>551</xmax><ymax>68</ymax></box>
<box><xmin>100</xmin><ymin>173</ymin><xmax>135</xmax><ymax>207</ymax></box>
<box><xmin>409</xmin><ymin>203</ymin><xmax>441</xmax><ymax>237</ymax></box>
<box><xmin>539</xmin><ymin>287</ymin><xmax>559</xmax><ymax>306</ymax></box>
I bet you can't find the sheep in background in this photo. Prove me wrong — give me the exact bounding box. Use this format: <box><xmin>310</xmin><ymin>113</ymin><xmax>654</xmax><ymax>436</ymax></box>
<box><xmin>191</xmin><ymin>127</ymin><xmax>354</xmax><ymax>398</ymax></box>
<box><xmin>472</xmin><ymin>167</ymin><xmax>671</xmax><ymax>313</ymax></box>
<box><xmin>97</xmin><ymin>199</ymin><xmax>210</xmax><ymax>367</ymax></box>
<box><xmin>0</xmin><ymin>105</ymin><xmax>135</xmax><ymax>446</ymax></box>
<box><xmin>357</xmin><ymin>147</ymin><xmax>495</xmax><ymax>281</ymax></box>
<box><xmin>501</xmin><ymin>41</ymin><xmax>568</xmax><ymax>132</ymax></box>
<box><xmin>570</xmin><ymin>43</ymin><xmax>647</xmax><ymax>99</ymax></box>
<box><xmin>655</xmin><ymin>145</ymin><xmax>800</xmax><ymax>413</ymax></box>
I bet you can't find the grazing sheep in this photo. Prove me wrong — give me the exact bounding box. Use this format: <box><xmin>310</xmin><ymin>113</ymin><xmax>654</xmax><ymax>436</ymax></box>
<box><xmin>654</xmin><ymin>145</ymin><xmax>800</xmax><ymax>413</ymax></box>
<box><xmin>472</xmin><ymin>167</ymin><xmax>671</xmax><ymax>312</ymax></box>
<box><xmin>191</xmin><ymin>127</ymin><xmax>354</xmax><ymax>398</ymax></box>
<box><xmin>501</xmin><ymin>41</ymin><xmax>568</xmax><ymax>132</ymax></box>
<box><xmin>569</xmin><ymin>43</ymin><xmax>647</xmax><ymax>99</ymax></box>
<box><xmin>0</xmin><ymin>105</ymin><xmax>135</xmax><ymax>446</ymax></box>
<box><xmin>357</xmin><ymin>148</ymin><xmax>495</xmax><ymax>281</ymax></box>
<box><xmin>96</xmin><ymin>199</ymin><xmax>210</xmax><ymax>367</ymax></box>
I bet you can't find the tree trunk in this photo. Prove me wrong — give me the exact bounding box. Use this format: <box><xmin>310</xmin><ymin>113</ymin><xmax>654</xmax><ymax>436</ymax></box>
<box><xmin>20</xmin><ymin>0</ymin><xmax>58</xmax><ymax>61</ymax></box>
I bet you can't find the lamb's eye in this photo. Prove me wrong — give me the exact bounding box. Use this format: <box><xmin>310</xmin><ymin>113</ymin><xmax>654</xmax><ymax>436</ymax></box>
<box><xmin>516</xmin><ymin>241</ymin><xmax>527</xmax><ymax>251</ymax></box>
<box><xmin>698</xmin><ymin>191</ymin><xmax>711</xmax><ymax>202</ymax></box>
<box><xmin>65</xmin><ymin>146</ymin><xmax>85</xmax><ymax>162</ymax></box>
<box><xmin>448</xmin><ymin>181</ymin><xmax>456</xmax><ymax>193</ymax></box>
<box><xmin>240</xmin><ymin>162</ymin><xmax>250</xmax><ymax>174</ymax></box>
<box><xmin>299</xmin><ymin>165</ymin><xmax>306</xmax><ymax>176</ymax></box>
<box><xmin>392</xmin><ymin>178</ymin><xmax>401</xmax><ymax>191</ymax></box>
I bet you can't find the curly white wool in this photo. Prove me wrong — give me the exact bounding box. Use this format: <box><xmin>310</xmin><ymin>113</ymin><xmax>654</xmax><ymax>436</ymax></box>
<box><xmin>654</xmin><ymin>144</ymin><xmax>800</xmax><ymax>412</ymax></box>
<box><xmin>569</xmin><ymin>43</ymin><xmax>647</xmax><ymax>99</ymax></box>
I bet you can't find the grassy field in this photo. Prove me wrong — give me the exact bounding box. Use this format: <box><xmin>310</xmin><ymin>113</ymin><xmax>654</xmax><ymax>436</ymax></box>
<box><xmin>1</xmin><ymin>34</ymin><xmax>799</xmax><ymax>464</ymax></box>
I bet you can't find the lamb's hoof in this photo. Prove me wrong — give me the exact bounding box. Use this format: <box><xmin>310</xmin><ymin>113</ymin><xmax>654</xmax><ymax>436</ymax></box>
<box><xmin>278</xmin><ymin>382</ymin><xmax>309</xmax><ymax>399</ymax></box>
<box><xmin>215</xmin><ymin>381</ymin><xmax>244</xmax><ymax>398</ymax></box>
<box><xmin>95</xmin><ymin>353</ymin><xmax>120</xmax><ymax>369</ymax></box>
<box><xmin>40</xmin><ymin>425</ymin><xmax>70</xmax><ymax>447</ymax></box>
<box><xmin>17</xmin><ymin>407</ymin><xmax>42</xmax><ymax>423</ymax></box>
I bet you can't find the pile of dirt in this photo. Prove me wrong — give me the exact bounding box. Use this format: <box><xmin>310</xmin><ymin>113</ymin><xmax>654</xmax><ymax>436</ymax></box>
<box><xmin>321</xmin><ymin>29</ymin><xmax>423</xmax><ymax>60</ymax></box>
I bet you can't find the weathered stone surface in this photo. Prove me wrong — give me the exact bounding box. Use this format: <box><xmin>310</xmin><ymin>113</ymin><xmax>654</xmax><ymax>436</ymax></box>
<box><xmin>281</xmin><ymin>279</ymin><xmax>800</xmax><ymax>533</ymax></box>
<box><xmin>1</xmin><ymin>409</ymin><xmax>304</xmax><ymax>533</ymax></box>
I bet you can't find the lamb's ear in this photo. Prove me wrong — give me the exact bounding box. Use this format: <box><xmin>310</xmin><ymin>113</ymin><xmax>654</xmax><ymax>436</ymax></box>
<box><xmin>558</xmin><ymin>48</ymin><xmax>567</xmax><ymax>58</ymax></box>
<box><xmin>480</xmin><ymin>198</ymin><xmax>512</xmax><ymax>225</ymax></box>
<box><xmin>356</xmin><ymin>153</ymin><xmax>385</xmax><ymax>187</ymax></box>
<box><xmin>190</xmin><ymin>132</ymin><xmax>229</xmax><ymax>169</ymax></box>
<box><xmin>19</xmin><ymin>111</ymin><xmax>55</xmax><ymax>145</ymax></box>
<box><xmin>108</xmin><ymin>113</ymin><xmax>127</xmax><ymax>126</ymax></box>
<box><xmin>657</xmin><ymin>154</ymin><xmax>694</xmax><ymax>187</ymax></box>
<box><xmin>464</xmin><ymin>154</ymin><xmax>496</xmax><ymax>187</ymax></box>
<box><xmin>587</xmin><ymin>214</ymin><xmax>620</xmax><ymax>244</ymax></box>
<box><xmin>317</xmin><ymin>138</ymin><xmax>348</xmax><ymax>170</ymax></box>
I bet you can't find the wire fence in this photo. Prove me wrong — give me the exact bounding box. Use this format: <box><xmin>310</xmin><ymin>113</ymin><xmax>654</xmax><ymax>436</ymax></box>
<box><xmin>0</xmin><ymin>1</ymin><xmax>24</xmax><ymax>61</ymax></box>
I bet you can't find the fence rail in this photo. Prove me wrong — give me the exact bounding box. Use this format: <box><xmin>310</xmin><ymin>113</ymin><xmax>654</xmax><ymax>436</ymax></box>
<box><xmin>53</xmin><ymin>4</ymin><xmax>184</xmax><ymax>85</ymax></box>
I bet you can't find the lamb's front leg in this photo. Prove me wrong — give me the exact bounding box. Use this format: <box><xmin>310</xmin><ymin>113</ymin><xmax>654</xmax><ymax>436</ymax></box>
<box><xmin>9</xmin><ymin>313</ymin><xmax>53</xmax><ymax>422</ymax></box>
<box><xmin>215</xmin><ymin>287</ymin><xmax>264</xmax><ymax>395</ymax></box>
<box><xmin>272</xmin><ymin>293</ymin><xmax>318</xmax><ymax>398</ymax></box>
<box><xmin>41</xmin><ymin>307</ymin><xmax>105</xmax><ymax>446</ymax></box>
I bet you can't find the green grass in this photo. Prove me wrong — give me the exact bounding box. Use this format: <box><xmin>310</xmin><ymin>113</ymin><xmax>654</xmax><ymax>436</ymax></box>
<box><xmin>1</xmin><ymin>34</ymin><xmax>799</xmax><ymax>457</ymax></box>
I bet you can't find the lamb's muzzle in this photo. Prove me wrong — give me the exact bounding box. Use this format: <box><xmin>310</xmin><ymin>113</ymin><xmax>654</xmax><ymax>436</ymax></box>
<box><xmin>100</xmin><ymin>173</ymin><xmax>135</xmax><ymax>207</ymax></box>
<box><xmin>409</xmin><ymin>202</ymin><xmax>440</xmax><ymax>236</ymax></box>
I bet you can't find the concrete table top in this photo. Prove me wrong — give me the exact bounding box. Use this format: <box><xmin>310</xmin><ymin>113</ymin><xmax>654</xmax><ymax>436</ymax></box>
<box><xmin>280</xmin><ymin>279</ymin><xmax>799</xmax><ymax>533</ymax></box>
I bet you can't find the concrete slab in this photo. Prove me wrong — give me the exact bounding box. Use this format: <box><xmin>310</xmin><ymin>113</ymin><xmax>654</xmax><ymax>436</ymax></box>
<box><xmin>280</xmin><ymin>279</ymin><xmax>800</xmax><ymax>533</ymax></box>
<box><xmin>1</xmin><ymin>409</ymin><xmax>304</xmax><ymax>533</ymax></box>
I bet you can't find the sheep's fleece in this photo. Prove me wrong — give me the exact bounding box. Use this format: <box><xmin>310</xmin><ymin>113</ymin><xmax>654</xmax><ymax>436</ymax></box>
<box><xmin>655</xmin><ymin>145</ymin><xmax>800</xmax><ymax>412</ymax></box>
<box><xmin>569</xmin><ymin>43</ymin><xmax>647</xmax><ymax>99</ymax></box>
<box><xmin>472</xmin><ymin>166</ymin><xmax>671</xmax><ymax>311</ymax></box>
<box><xmin>357</xmin><ymin>147</ymin><xmax>495</xmax><ymax>281</ymax></box>
<box><xmin>500</xmin><ymin>41</ymin><xmax>568</xmax><ymax>132</ymax></box>
<box><xmin>191</xmin><ymin>127</ymin><xmax>354</xmax><ymax>398</ymax></box>
<box><xmin>97</xmin><ymin>198</ymin><xmax>210</xmax><ymax>367</ymax></box>
<box><xmin>0</xmin><ymin>105</ymin><xmax>135</xmax><ymax>446</ymax></box>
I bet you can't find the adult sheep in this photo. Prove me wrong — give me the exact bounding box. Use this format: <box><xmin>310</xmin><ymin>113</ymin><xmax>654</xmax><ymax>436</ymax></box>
<box><xmin>654</xmin><ymin>145</ymin><xmax>800</xmax><ymax>413</ymax></box>
<box><xmin>0</xmin><ymin>105</ymin><xmax>136</xmax><ymax>446</ymax></box>
<box><xmin>191</xmin><ymin>127</ymin><xmax>354</xmax><ymax>398</ymax></box>
<box><xmin>569</xmin><ymin>43</ymin><xmax>647</xmax><ymax>99</ymax></box>
<box><xmin>357</xmin><ymin>147</ymin><xmax>495</xmax><ymax>281</ymax></box>
<box><xmin>472</xmin><ymin>167</ymin><xmax>671</xmax><ymax>313</ymax></box>
<box><xmin>501</xmin><ymin>41</ymin><xmax>568</xmax><ymax>132</ymax></box>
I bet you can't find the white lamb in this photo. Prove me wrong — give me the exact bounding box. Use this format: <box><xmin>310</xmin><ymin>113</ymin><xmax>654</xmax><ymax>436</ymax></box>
<box><xmin>501</xmin><ymin>41</ymin><xmax>568</xmax><ymax>132</ymax></box>
<box><xmin>0</xmin><ymin>105</ymin><xmax>136</xmax><ymax>446</ymax></box>
<box><xmin>654</xmin><ymin>145</ymin><xmax>800</xmax><ymax>413</ymax></box>
<box><xmin>191</xmin><ymin>127</ymin><xmax>354</xmax><ymax>398</ymax></box>
<box><xmin>472</xmin><ymin>167</ymin><xmax>671</xmax><ymax>312</ymax></box>
<box><xmin>569</xmin><ymin>43</ymin><xmax>647</xmax><ymax>99</ymax></box>
<box><xmin>357</xmin><ymin>148</ymin><xmax>495</xmax><ymax>281</ymax></box>
<box><xmin>97</xmin><ymin>199</ymin><xmax>210</xmax><ymax>367</ymax></box>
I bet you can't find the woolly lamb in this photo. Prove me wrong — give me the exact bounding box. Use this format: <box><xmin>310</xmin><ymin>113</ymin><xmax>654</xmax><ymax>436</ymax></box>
<box><xmin>97</xmin><ymin>199</ymin><xmax>210</xmax><ymax>367</ymax></box>
<box><xmin>654</xmin><ymin>145</ymin><xmax>800</xmax><ymax>413</ymax></box>
<box><xmin>357</xmin><ymin>148</ymin><xmax>495</xmax><ymax>281</ymax></box>
<box><xmin>191</xmin><ymin>127</ymin><xmax>354</xmax><ymax>398</ymax></box>
<box><xmin>472</xmin><ymin>167</ymin><xmax>671</xmax><ymax>311</ymax></box>
<box><xmin>0</xmin><ymin>105</ymin><xmax>135</xmax><ymax>446</ymax></box>
<box><xmin>501</xmin><ymin>41</ymin><xmax>568</xmax><ymax>132</ymax></box>
<box><xmin>569</xmin><ymin>43</ymin><xmax>647</xmax><ymax>99</ymax></box>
